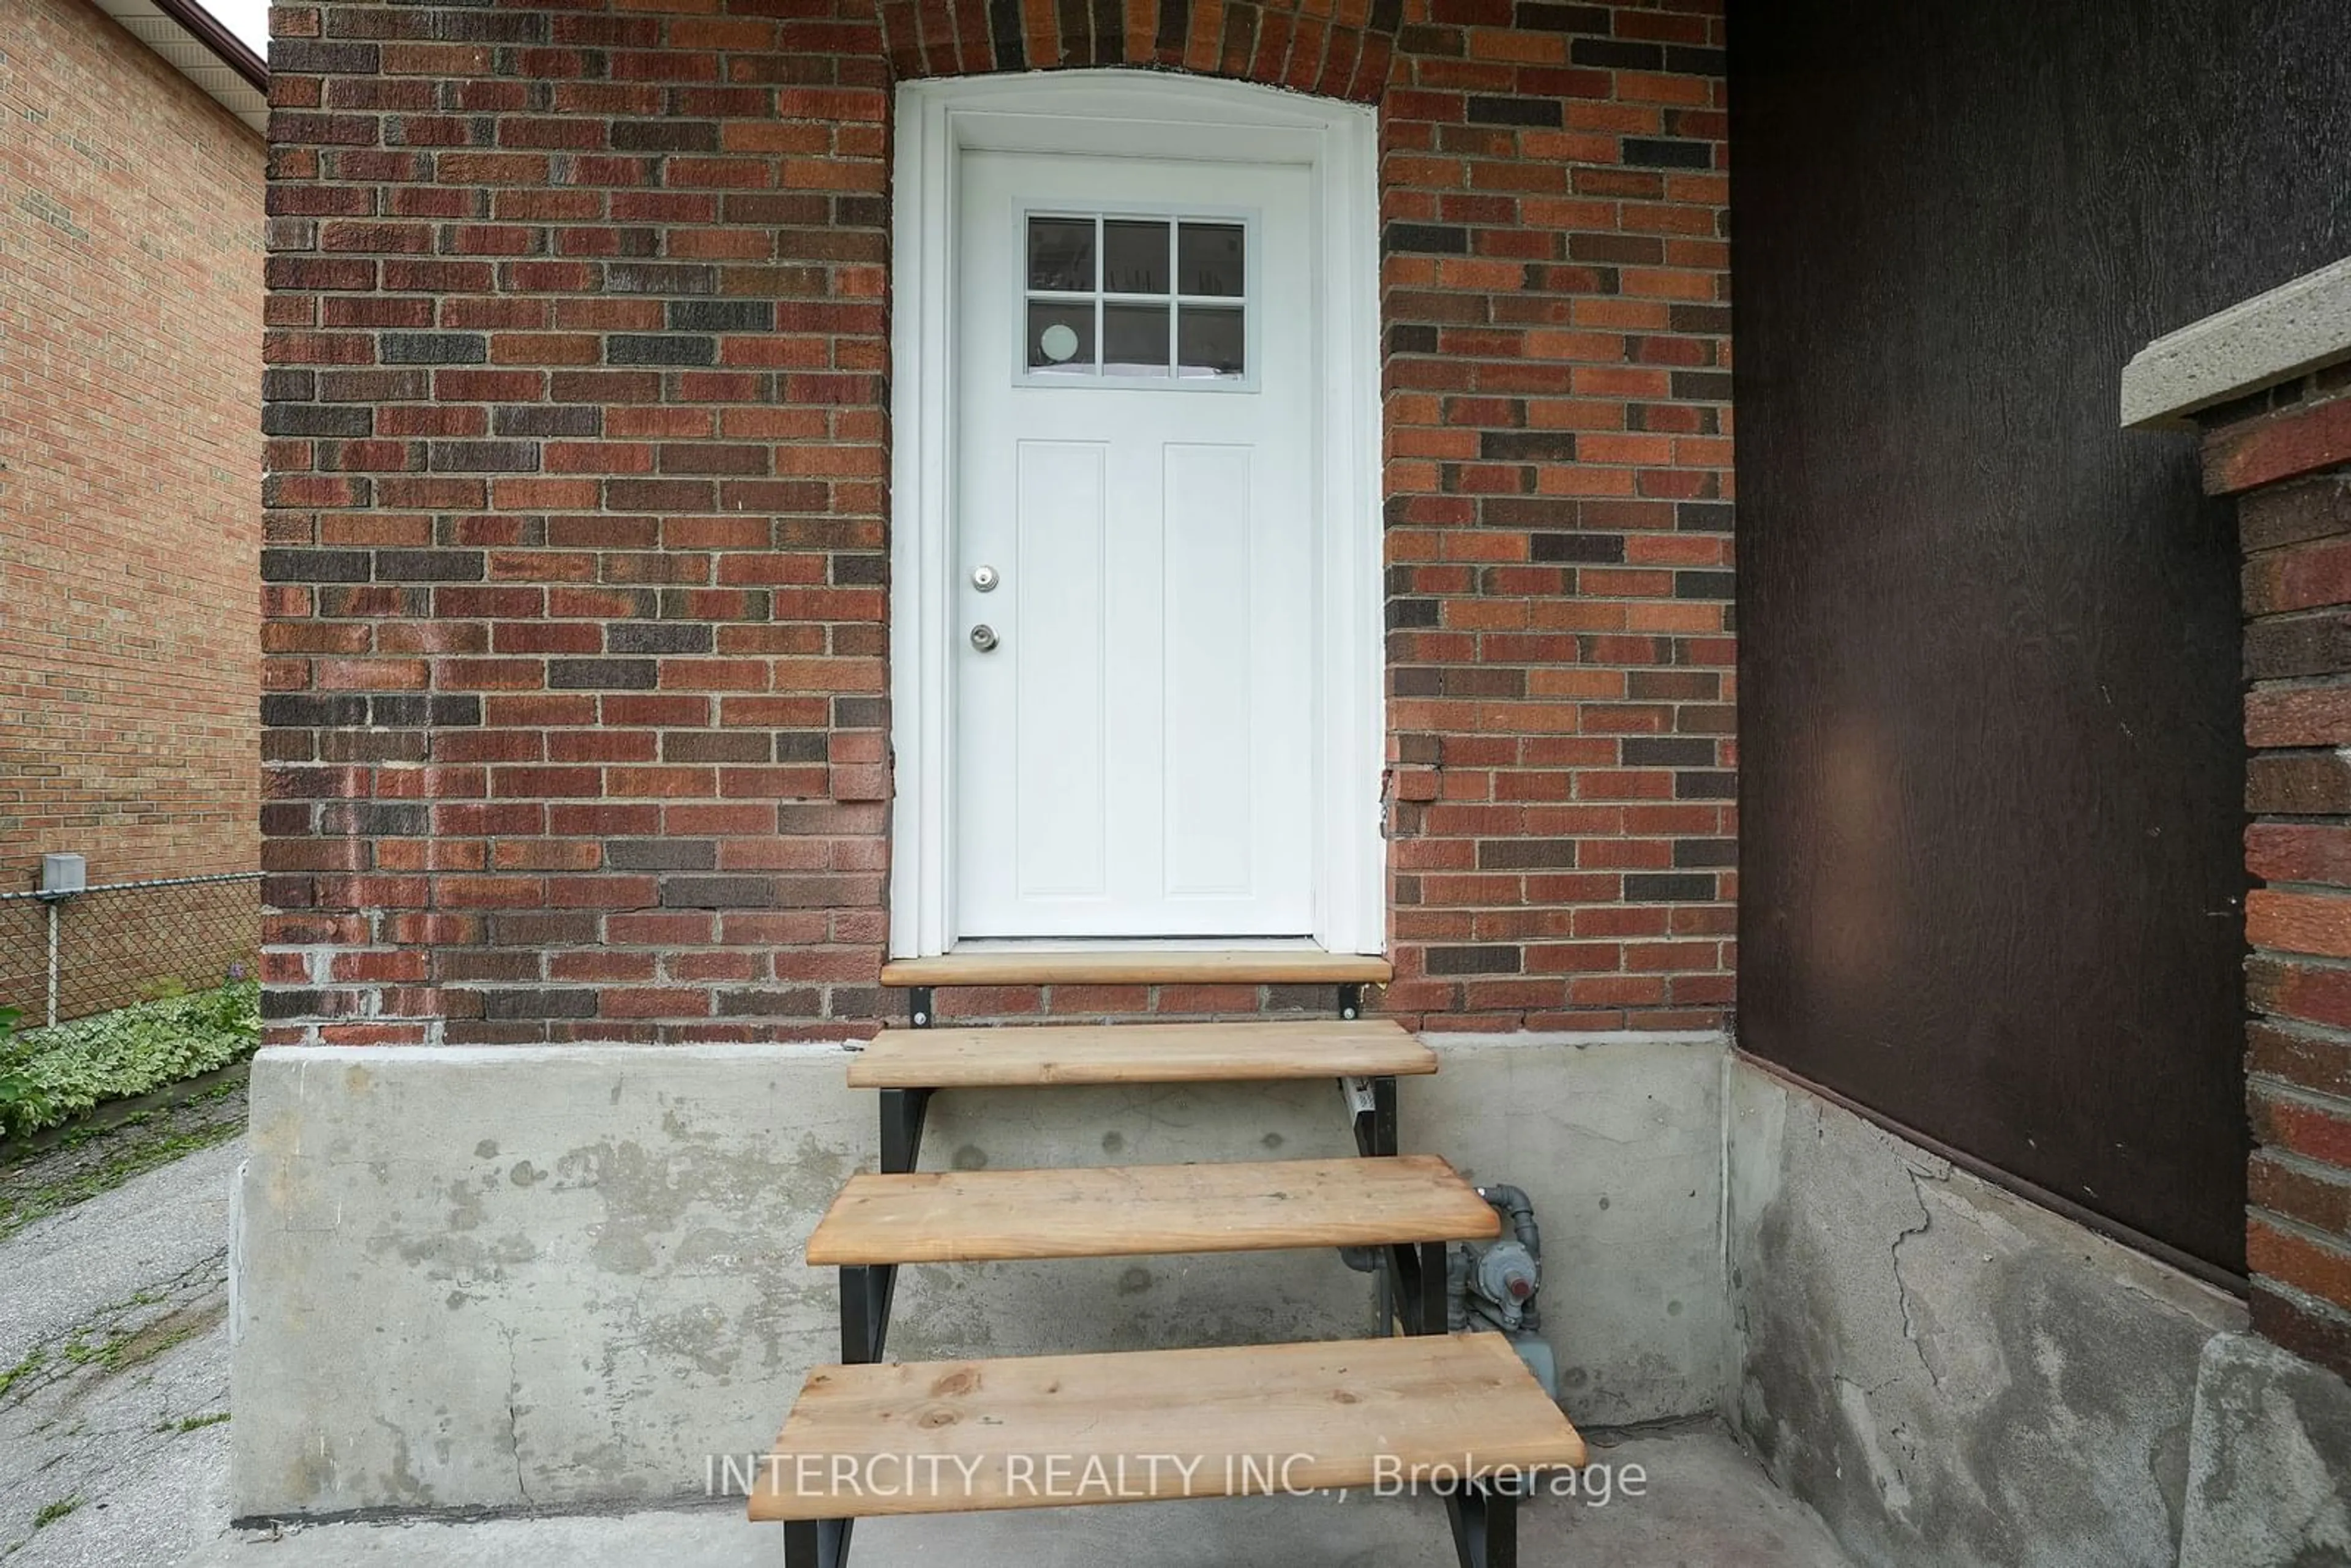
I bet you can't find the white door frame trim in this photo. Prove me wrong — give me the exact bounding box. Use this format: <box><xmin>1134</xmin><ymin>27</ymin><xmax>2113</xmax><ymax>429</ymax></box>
<box><xmin>886</xmin><ymin>71</ymin><xmax>1384</xmax><ymax>958</ymax></box>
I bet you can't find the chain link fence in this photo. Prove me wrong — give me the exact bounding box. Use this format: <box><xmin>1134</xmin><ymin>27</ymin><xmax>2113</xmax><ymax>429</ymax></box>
<box><xmin>0</xmin><ymin>873</ymin><xmax>263</xmax><ymax>1028</ymax></box>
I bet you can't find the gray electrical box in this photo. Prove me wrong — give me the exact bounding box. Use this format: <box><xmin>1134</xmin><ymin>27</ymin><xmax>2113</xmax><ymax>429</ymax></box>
<box><xmin>40</xmin><ymin>853</ymin><xmax>86</xmax><ymax>896</ymax></box>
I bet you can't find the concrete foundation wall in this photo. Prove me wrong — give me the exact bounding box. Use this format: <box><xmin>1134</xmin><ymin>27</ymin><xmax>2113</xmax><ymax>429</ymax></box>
<box><xmin>1725</xmin><ymin>1060</ymin><xmax>2248</xmax><ymax>1568</ymax></box>
<box><xmin>2179</xmin><ymin>1331</ymin><xmax>2351</xmax><ymax>1565</ymax></box>
<box><xmin>231</xmin><ymin>1036</ymin><xmax>2351</xmax><ymax>1562</ymax></box>
<box><xmin>230</xmin><ymin>1032</ymin><xmax>1728</xmax><ymax>1518</ymax></box>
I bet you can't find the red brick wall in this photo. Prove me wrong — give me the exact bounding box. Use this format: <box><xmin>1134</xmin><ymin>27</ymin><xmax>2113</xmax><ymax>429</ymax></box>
<box><xmin>2226</xmin><ymin>367</ymin><xmax>2351</xmax><ymax>1379</ymax></box>
<box><xmin>0</xmin><ymin>0</ymin><xmax>265</xmax><ymax>887</ymax></box>
<box><xmin>258</xmin><ymin>0</ymin><xmax>1731</xmax><ymax>1045</ymax></box>
<box><xmin>1379</xmin><ymin>0</ymin><xmax>1733</xmax><ymax>1029</ymax></box>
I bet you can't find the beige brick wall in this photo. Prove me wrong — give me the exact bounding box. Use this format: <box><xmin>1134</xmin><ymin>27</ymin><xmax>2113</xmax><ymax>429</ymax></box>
<box><xmin>0</xmin><ymin>0</ymin><xmax>264</xmax><ymax>887</ymax></box>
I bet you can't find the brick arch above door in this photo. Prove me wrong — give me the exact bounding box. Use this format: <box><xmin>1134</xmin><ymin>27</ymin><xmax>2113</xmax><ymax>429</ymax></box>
<box><xmin>869</xmin><ymin>0</ymin><xmax>1409</xmax><ymax>102</ymax></box>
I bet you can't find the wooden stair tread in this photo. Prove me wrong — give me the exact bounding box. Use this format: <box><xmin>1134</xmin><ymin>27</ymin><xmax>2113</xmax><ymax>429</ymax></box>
<box><xmin>848</xmin><ymin>1018</ymin><xmax>1434</xmax><ymax>1089</ymax></box>
<box><xmin>746</xmin><ymin>1333</ymin><xmax>1586</xmax><ymax>1521</ymax></box>
<box><xmin>806</xmin><ymin>1155</ymin><xmax>1499</xmax><ymax>1265</ymax></box>
<box><xmin>879</xmin><ymin>949</ymin><xmax>1393</xmax><ymax>987</ymax></box>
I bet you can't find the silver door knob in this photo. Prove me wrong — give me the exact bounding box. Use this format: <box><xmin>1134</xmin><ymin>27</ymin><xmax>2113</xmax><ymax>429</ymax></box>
<box><xmin>972</xmin><ymin>564</ymin><xmax>999</xmax><ymax>591</ymax></box>
<box><xmin>969</xmin><ymin>624</ymin><xmax>999</xmax><ymax>652</ymax></box>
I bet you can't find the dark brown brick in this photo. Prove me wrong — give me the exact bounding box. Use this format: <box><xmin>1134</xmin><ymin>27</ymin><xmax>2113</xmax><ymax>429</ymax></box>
<box><xmin>2241</xmin><ymin>471</ymin><xmax>2351</xmax><ymax>552</ymax></box>
<box><xmin>2249</xmin><ymin>1282</ymin><xmax>2351</xmax><ymax>1384</ymax></box>
<box><xmin>2249</xmin><ymin>752</ymin><xmax>2351</xmax><ymax>814</ymax></box>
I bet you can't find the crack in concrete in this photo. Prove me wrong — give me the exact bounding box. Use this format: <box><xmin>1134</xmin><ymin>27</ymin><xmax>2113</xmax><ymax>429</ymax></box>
<box><xmin>1837</xmin><ymin>1369</ymin><xmax>1905</xmax><ymax>1399</ymax></box>
<box><xmin>1889</xmin><ymin>1164</ymin><xmax>1943</xmax><ymax>1392</ymax></box>
<box><xmin>4</xmin><ymin>1248</ymin><xmax>230</xmax><ymax>1410</ymax></box>
<box><xmin>500</xmin><ymin>1325</ymin><xmax>533</xmax><ymax>1508</ymax></box>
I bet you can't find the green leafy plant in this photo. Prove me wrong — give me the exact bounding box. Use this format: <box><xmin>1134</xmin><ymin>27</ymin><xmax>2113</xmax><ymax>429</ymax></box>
<box><xmin>0</xmin><ymin>981</ymin><xmax>259</xmax><ymax>1142</ymax></box>
<box><xmin>0</xmin><ymin>1003</ymin><xmax>41</xmax><ymax>1135</ymax></box>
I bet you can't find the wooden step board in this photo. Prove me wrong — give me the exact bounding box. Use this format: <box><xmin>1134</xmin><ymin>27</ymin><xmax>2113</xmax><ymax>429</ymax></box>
<box><xmin>847</xmin><ymin>1018</ymin><xmax>1434</xmax><ymax>1089</ymax></box>
<box><xmin>807</xmin><ymin>1155</ymin><xmax>1499</xmax><ymax>1266</ymax></box>
<box><xmin>879</xmin><ymin>948</ymin><xmax>1393</xmax><ymax>988</ymax></box>
<box><xmin>747</xmin><ymin>1333</ymin><xmax>1585</xmax><ymax>1522</ymax></box>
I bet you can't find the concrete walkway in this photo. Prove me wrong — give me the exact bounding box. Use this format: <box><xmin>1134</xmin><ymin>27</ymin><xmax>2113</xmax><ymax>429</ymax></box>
<box><xmin>180</xmin><ymin>1424</ymin><xmax>1851</xmax><ymax>1566</ymax></box>
<box><xmin>0</xmin><ymin>1136</ymin><xmax>239</xmax><ymax>1567</ymax></box>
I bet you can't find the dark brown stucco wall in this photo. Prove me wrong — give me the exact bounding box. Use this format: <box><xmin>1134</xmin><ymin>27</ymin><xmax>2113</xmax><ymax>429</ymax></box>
<box><xmin>1730</xmin><ymin>0</ymin><xmax>2351</xmax><ymax>1274</ymax></box>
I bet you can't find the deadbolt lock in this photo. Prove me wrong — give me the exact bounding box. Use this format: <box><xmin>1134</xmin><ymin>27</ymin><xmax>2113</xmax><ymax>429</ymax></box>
<box><xmin>972</xmin><ymin>564</ymin><xmax>999</xmax><ymax>591</ymax></box>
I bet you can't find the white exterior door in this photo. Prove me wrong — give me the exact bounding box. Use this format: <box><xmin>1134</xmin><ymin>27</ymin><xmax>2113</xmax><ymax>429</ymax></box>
<box><xmin>951</xmin><ymin>150</ymin><xmax>1318</xmax><ymax>938</ymax></box>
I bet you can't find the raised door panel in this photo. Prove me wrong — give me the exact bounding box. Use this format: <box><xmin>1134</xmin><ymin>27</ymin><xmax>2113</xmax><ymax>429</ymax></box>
<box><xmin>1010</xmin><ymin>440</ymin><xmax>1108</xmax><ymax>899</ymax></box>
